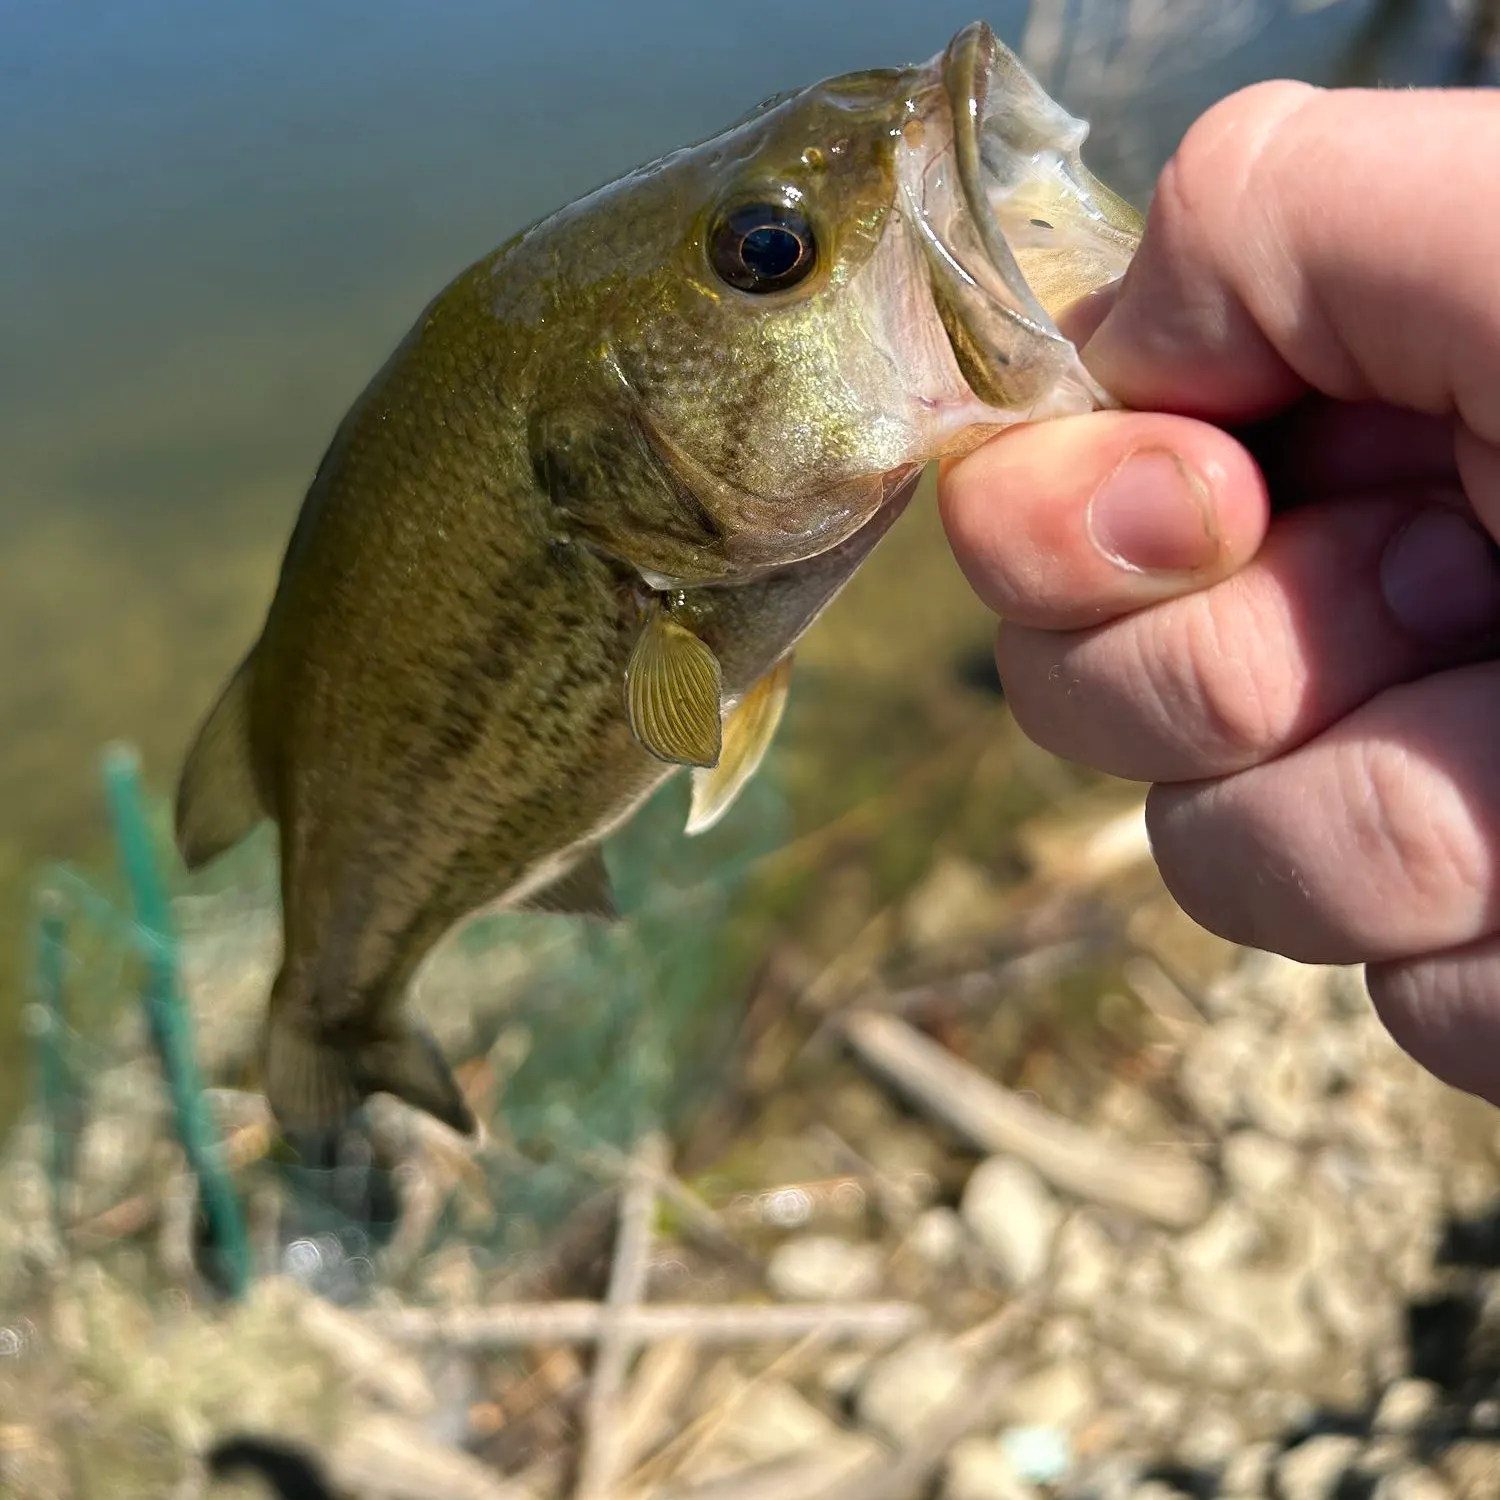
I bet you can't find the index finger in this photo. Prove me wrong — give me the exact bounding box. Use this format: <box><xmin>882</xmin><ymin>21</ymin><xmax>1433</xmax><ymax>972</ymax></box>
<box><xmin>1083</xmin><ymin>81</ymin><xmax>1500</xmax><ymax>441</ymax></box>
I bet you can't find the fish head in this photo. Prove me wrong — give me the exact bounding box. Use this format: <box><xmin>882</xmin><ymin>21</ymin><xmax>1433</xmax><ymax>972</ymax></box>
<box><xmin>523</xmin><ymin>21</ymin><xmax>1142</xmax><ymax>584</ymax></box>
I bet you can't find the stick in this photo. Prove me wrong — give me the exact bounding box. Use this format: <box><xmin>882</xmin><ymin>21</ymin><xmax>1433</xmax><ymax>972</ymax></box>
<box><xmin>841</xmin><ymin>1011</ymin><xmax>1213</xmax><ymax>1229</ymax></box>
<box><xmin>368</xmin><ymin>1301</ymin><xmax>926</xmax><ymax>1350</ymax></box>
<box><xmin>575</xmin><ymin>1133</ymin><xmax>667</xmax><ymax>1499</ymax></box>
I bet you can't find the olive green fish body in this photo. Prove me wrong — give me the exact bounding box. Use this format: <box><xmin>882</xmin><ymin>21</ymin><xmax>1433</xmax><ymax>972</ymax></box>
<box><xmin>176</xmin><ymin>22</ymin><xmax>1143</xmax><ymax>1137</ymax></box>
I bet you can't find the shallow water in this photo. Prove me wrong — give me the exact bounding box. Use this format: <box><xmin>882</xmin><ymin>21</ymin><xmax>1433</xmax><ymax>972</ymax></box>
<box><xmin>0</xmin><ymin>0</ymin><xmax>1478</xmax><ymax>1130</ymax></box>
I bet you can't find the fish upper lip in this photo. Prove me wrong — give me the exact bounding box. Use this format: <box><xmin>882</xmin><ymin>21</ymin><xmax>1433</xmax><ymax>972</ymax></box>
<box><xmin>937</xmin><ymin>20</ymin><xmax>1056</xmax><ymax>343</ymax></box>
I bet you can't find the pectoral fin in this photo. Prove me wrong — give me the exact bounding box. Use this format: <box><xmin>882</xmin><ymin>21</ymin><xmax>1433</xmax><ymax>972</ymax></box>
<box><xmin>625</xmin><ymin>602</ymin><xmax>723</xmax><ymax>768</ymax></box>
<box><xmin>515</xmin><ymin>847</ymin><xmax>619</xmax><ymax>920</ymax></box>
<box><xmin>176</xmin><ymin>657</ymin><xmax>266</xmax><ymax>869</ymax></box>
<box><xmin>686</xmin><ymin>653</ymin><xmax>794</xmax><ymax>836</ymax></box>
<box><xmin>264</xmin><ymin>1008</ymin><xmax>477</xmax><ymax>1138</ymax></box>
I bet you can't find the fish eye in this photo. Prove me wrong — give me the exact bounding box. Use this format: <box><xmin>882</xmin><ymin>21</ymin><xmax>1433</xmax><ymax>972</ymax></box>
<box><xmin>707</xmin><ymin>202</ymin><xmax>818</xmax><ymax>294</ymax></box>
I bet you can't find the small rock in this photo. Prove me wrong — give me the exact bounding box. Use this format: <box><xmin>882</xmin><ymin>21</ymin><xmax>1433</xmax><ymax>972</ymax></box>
<box><xmin>1178</xmin><ymin>1262</ymin><xmax>1324</xmax><ymax>1375</ymax></box>
<box><xmin>962</xmin><ymin>1158</ymin><xmax>1061</xmax><ymax>1288</ymax></box>
<box><xmin>1439</xmin><ymin>1439</ymin><xmax>1500</xmax><ymax>1500</ymax></box>
<box><xmin>1000</xmin><ymin>1425</ymin><xmax>1074</xmax><ymax>1486</ymax></box>
<box><xmin>999</xmin><ymin>1361</ymin><xmax>1095</xmax><ymax>1431</ymax></box>
<box><xmin>906</xmin><ymin>1207</ymin><xmax>963</xmax><ymax>1269</ymax></box>
<box><xmin>710</xmin><ymin>1377</ymin><xmax>843</xmax><ymax>1464</ymax></box>
<box><xmin>1052</xmin><ymin>1211</ymin><xmax>1117</xmax><ymax>1311</ymax></box>
<box><xmin>944</xmin><ymin>1438</ymin><xmax>1038</xmax><ymax>1500</ymax></box>
<box><xmin>1221</xmin><ymin>1440</ymin><xmax>1277</xmax><ymax>1497</ymax></box>
<box><xmin>1243</xmin><ymin>1040</ymin><xmax>1332</xmax><ymax>1141</ymax></box>
<box><xmin>767</xmin><ymin>1236</ymin><xmax>883</xmax><ymax>1302</ymax></box>
<box><xmin>1174</xmin><ymin>1405</ymin><xmax>1244</xmax><ymax>1469</ymax></box>
<box><xmin>1275</xmin><ymin>1434</ymin><xmax>1361</xmax><ymax>1500</ymax></box>
<box><xmin>1374</xmin><ymin>1379</ymin><xmax>1441</xmax><ymax>1436</ymax></box>
<box><xmin>1128</xmin><ymin>1382</ymin><xmax>1184</xmax><ymax>1438</ymax></box>
<box><xmin>856</xmin><ymin>1335</ymin><xmax>968</xmax><ymax>1446</ymax></box>
<box><xmin>1129</xmin><ymin>1482</ymin><xmax>1190</xmax><ymax>1500</ymax></box>
<box><xmin>1178</xmin><ymin>1017</ymin><xmax>1262</xmax><ymax>1131</ymax></box>
<box><xmin>1469</xmin><ymin>1398</ymin><xmax>1500</xmax><ymax>1434</ymax></box>
<box><xmin>1037</xmin><ymin>1317</ymin><xmax>1090</xmax><ymax>1361</ymax></box>
<box><xmin>1222</xmin><ymin>1130</ymin><xmax>1300</xmax><ymax>1202</ymax></box>
<box><xmin>1068</xmin><ymin>1456</ymin><xmax>1143</xmax><ymax>1500</ymax></box>
<box><xmin>1372</xmin><ymin>1465</ymin><xmax>1454</xmax><ymax>1500</ymax></box>
<box><xmin>1173</xmin><ymin>1201</ymin><xmax>1262</xmax><ymax>1276</ymax></box>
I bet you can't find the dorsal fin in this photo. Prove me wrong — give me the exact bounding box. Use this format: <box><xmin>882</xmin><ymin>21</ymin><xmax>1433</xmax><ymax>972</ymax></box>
<box><xmin>176</xmin><ymin>656</ymin><xmax>266</xmax><ymax>870</ymax></box>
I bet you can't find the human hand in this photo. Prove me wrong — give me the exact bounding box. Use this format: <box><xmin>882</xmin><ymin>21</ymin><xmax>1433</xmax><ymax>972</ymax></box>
<box><xmin>939</xmin><ymin>81</ymin><xmax>1500</xmax><ymax>1103</ymax></box>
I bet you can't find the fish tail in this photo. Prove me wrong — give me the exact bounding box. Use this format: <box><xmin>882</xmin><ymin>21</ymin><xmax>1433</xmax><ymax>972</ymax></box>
<box><xmin>263</xmin><ymin>991</ymin><xmax>477</xmax><ymax>1138</ymax></box>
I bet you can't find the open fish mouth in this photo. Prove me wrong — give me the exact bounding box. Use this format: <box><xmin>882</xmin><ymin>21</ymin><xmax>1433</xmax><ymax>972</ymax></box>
<box><xmin>901</xmin><ymin>21</ymin><xmax>1141</xmax><ymax>416</ymax></box>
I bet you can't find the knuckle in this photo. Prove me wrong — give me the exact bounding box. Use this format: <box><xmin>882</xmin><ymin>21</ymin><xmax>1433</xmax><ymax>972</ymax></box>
<box><xmin>1336</xmin><ymin>735</ymin><xmax>1490</xmax><ymax>935</ymax></box>
<box><xmin>1130</xmin><ymin>582</ymin><xmax>1300</xmax><ymax>772</ymax></box>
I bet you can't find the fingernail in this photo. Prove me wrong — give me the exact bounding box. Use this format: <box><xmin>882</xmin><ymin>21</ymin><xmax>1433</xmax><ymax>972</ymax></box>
<box><xmin>1086</xmin><ymin>448</ymin><xmax>1219</xmax><ymax>574</ymax></box>
<box><xmin>1381</xmin><ymin>508</ymin><xmax>1500</xmax><ymax>643</ymax></box>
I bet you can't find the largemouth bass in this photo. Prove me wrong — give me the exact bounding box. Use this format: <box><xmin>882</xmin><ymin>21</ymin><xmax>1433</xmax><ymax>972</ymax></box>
<box><xmin>175</xmin><ymin>22</ymin><xmax>1142</xmax><ymax>1138</ymax></box>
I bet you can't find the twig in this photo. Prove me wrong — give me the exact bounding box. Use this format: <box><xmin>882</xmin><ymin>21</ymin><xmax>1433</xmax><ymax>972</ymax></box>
<box><xmin>611</xmin><ymin>1340</ymin><xmax>700</xmax><ymax>1479</ymax></box>
<box><xmin>581</xmin><ymin>1142</ymin><xmax>762</xmax><ymax>1279</ymax></box>
<box><xmin>368</xmin><ymin>1301</ymin><xmax>925</xmax><ymax>1350</ymax></box>
<box><xmin>633</xmin><ymin>1332</ymin><xmax>829</xmax><ymax>1489</ymax></box>
<box><xmin>575</xmin><ymin>1133</ymin><xmax>667</xmax><ymax>1499</ymax></box>
<box><xmin>841</xmin><ymin>1010</ymin><xmax>1213</xmax><ymax>1229</ymax></box>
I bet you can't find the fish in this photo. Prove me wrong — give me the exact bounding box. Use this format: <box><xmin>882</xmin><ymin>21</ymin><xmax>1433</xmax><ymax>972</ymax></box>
<box><xmin>174</xmin><ymin>21</ymin><xmax>1143</xmax><ymax>1140</ymax></box>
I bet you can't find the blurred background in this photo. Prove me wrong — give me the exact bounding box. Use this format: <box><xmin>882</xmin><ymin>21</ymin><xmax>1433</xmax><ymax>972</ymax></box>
<box><xmin>0</xmin><ymin>0</ymin><xmax>1488</xmax><ymax>1132</ymax></box>
<box><xmin>4</xmin><ymin>4</ymin><xmax>1500</xmax><ymax>1498</ymax></box>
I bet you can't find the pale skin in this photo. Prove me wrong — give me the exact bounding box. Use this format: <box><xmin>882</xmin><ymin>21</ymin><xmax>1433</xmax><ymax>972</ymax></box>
<box><xmin>938</xmin><ymin>81</ymin><xmax>1500</xmax><ymax>1104</ymax></box>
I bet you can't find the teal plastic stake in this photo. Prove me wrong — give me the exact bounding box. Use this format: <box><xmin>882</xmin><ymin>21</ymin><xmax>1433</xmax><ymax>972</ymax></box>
<box><xmin>102</xmin><ymin>743</ymin><xmax>251</xmax><ymax>1297</ymax></box>
<box><xmin>31</xmin><ymin>892</ymin><xmax>75</xmax><ymax>1227</ymax></box>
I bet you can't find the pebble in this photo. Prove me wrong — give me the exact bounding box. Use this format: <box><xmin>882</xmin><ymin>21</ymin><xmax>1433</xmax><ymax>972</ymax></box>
<box><xmin>1177</xmin><ymin>1262</ymin><xmax>1324</xmax><ymax>1376</ymax></box>
<box><xmin>708</xmin><ymin>1377</ymin><xmax>843</xmax><ymax>1464</ymax></box>
<box><xmin>1372</xmin><ymin>1466</ymin><xmax>1455</xmax><ymax>1500</ymax></box>
<box><xmin>1221</xmin><ymin>1130</ymin><xmax>1300</xmax><ymax>1203</ymax></box>
<box><xmin>999</xmin><ymin>1361</ymin><xmax>1095</xmax><ymax>1431</ymax></box>
<box><xmin>1177</xmin><ymin>1017</ymin><xmax>1261</xmax><ymax>1131</ymax></box>
<box><xmin>1173</xmin><ymin>1405</ymin><xmax>1244</xmax><ymax>1469</ymax></box>
<box><xmin>766</xmin><ymin>1236</ymin><xmax>883</xmax><ymax>1302</ymax></box>
<box><xmin>944</xmin><ymin>1438</ymin><xmax>1039</xmax><ymax>1500</ymax></box>
<box><xmin>961</xmin><ymin>1158</ymin><xmax>1061</xmax><ymax>1288</ymax></box>
<box><xmin>1374</xmin><ymin>1379</ymin><xmax>1442</xmax><ymax>1436</ymax></box>
<box><xmin>1438</xmin><ymin>1440</ymin><xmax>1500</xmax><ymax>1499</ymax></box>
<box><xmin>905</xmin><ymin>1207</ymin><xmax>964</xmax><ymax>1269</ymax></box>
<box><xmin>1275</xmin><ymin>1434</ymin><xmax>1362</xmax><ymax>1500</ymax></box>
<box><xmin>1051</xmin><ymin>1211</ymin><xmax>1116</xmax><ymax>1311</ymax></box>
<box><xmin>856</xmin><ymin>1335</ymin><xmax>968</xmax><ymax>1446</ymax></box>
<box><xmin>1243</xmin><ymin>1040</ymin><xmax>1334</xmax><ymax>1142</ymax></box>
<box><xmin>1220</xmin><ymin>1440</ymin><xmax>1277</xmax><ymax>1497</ymax></box>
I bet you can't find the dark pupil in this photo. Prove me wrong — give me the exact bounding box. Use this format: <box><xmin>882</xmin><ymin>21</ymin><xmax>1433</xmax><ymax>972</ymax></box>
<box><xmin>709</xmin><ymin>203</ymin><xmax>816</xmax><ymax>293</ymax></box>
<box><xmin>741</xmin><ymin>225</ymin><xmax>802</xmax><ymax>279</ymax></box>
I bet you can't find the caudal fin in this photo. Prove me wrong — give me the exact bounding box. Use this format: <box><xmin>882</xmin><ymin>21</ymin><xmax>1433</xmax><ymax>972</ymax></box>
<box><xmin>264</xmin><ymin>1010</ymin><xmax>477</xmax><ymax>1137</ymax></box>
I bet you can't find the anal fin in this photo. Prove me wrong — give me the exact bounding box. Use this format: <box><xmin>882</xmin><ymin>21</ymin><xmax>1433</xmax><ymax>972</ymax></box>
<box><xmin>625</xmin><ymin>601</ymin><xmax>723</xmax><ymax>769</ymax></box>
<box><xmin>176</xmin><ymin>655</ymin><xmax>266</xmax><ymax>870</ymax></box>
<box><xmin>515</xmin><ymin>847</ymin><xmax>618</xmax><ymax>920</ymax></box>
<box><xmin>686</xmin><ymin>652</ymin><xmax>794</xmax><ymax>835</ymax></box>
